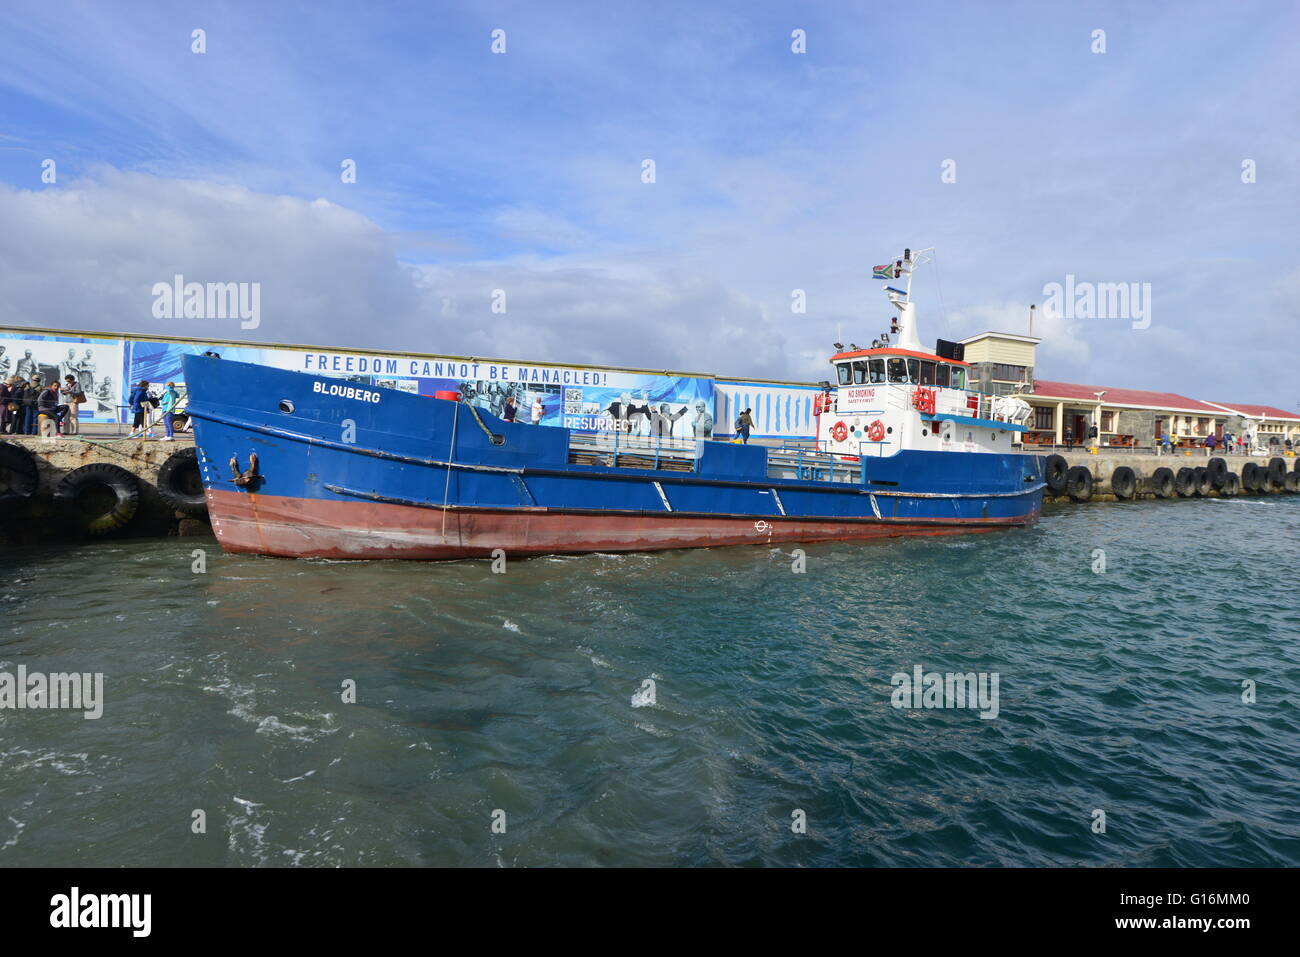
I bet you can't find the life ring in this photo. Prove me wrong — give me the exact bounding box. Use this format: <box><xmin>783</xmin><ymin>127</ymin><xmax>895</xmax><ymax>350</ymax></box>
<box><xmin>156</xmin><ymin>446</ymin><xmax>207</xmax><ymax>515</ymax></box>
<box><xmin>54</xmin><ymin>463</ymin><xmax>140</xmax><ymax>535</ymax></box>
<box><xmin>912</xmin><ymin>387</ymin><xmax>936</xmax><ymax>415</ymax></box>
<box><xmin>0</xmin><ymin>440</ymin><xmax>40</xmax><ymax>508</ymax></box>
<box><xmin>866</xmin><ymin>419</ymin><xmax>886</xmax><ymax>442</ymax></box>
<box><xmin>830</xmin><ymin>420</ymin><xmax>849</xmax><ymax>443</ymax></box>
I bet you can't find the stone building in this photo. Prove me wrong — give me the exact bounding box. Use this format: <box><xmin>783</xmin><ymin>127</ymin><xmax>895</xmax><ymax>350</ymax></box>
<box><xmin>959</xmin><ymin>332</ymin><xmax>1300</xmax><ymax>450</ymax></box>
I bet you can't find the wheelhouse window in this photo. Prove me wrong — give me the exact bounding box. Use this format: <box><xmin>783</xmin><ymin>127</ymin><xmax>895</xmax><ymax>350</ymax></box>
<box><xmin>869</xmin><ymin>358</ymin><xmax>886</xmax><ymax>383</ymax></box>
<box><xmin>837</xmin><ymin>362</ymin><xmax>852</xmax><ymax>386</ymax></box>
<box><xmin>887</xmin><ymin>357</ymin><xmax>909</xmax><ymax>382</ymax></box>
<box><xmin>949</xmin><ymin>367</ymin><xmax>966</xmax><ymax>390</ymax></box>
<box><xmin>852</xmin><ymin>360</ymin><xmax>869</xmax><ymax>384</ymax></box>
<box><xmin>919</xmin><ymin>361</ymin><xmax>937</xmax><ymax>385</ymax></box>
<box><xmin>905</xmin><ymin>358</ymin><xmax>920</xmax><ymax>383</ymax></box>
<box><xmin>935</xmin><ymin>364</ymin><xmax>950</xmax><ymax>388</ymax></box>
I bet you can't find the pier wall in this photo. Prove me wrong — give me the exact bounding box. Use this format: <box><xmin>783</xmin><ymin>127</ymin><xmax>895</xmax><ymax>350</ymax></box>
<box><xmin>1042</xmin><ymin>448</ymin><xmax>1300</xmax><ymax>502</ymax></box>
<box><xmin>0</xmin><ymin>436</ymin><xmax>210</xmax><ymax>545</ymax></box>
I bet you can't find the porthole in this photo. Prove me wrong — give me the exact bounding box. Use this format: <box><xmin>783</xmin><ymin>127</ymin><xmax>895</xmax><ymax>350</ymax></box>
<box><xmin>922</xmin><ymin>429</ymin><xmax>928</xmax><ymax>436</ymax></box>
<box><xmin>278</xmin><ymin>399</ymin><xmax>295</xmax><ymax>414</ymax></box>
<box><xmin>887</xmin><ymin>427</ymin><xmax>893</xmax><ymax>434</ymax></box>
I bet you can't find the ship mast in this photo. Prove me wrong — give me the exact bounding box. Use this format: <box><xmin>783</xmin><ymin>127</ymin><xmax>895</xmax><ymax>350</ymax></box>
<box><xmin>884</xmin><ymin>246</ymin><xmax>933</xmax><ymax>353</ymax></box>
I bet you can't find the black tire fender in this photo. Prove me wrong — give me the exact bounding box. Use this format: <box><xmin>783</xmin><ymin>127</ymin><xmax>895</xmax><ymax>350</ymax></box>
<box><xmin>1150</xmin><ymin>467</ymin><xmax>1175</xmax><ymax>499</ymax></box>
<box><xmin>1174</xmin><ymin>467</ymin><xmax>1195</xmax><ymax>497</ymax></box>
<box><xmin>1044</xmin><ymin>454</ymin><xmax>1068</xmax><ymax>494</ymax></box>
<box><xmin>1206</xmin><ymin>456</ymin><xmax>1228</xmax><ymax>488</ymax></box>
<box><xmin>156</xmin><ymin>447</ymin><xmax>206</xmax><ymax>515</ymax></box>
<box><xmin>54</xmin><ymin>463</ymin><xmax>140</xmax><ymax>535</ymax></box>
<box><xmin>1267</xmin><ymin>457</ymin><xmax>1287</xmax><ymax>487</ymax></box>
<box><xmin>1065</xmin><ymin>465</ymin><xmax>1093</xmax><ymax>502</ymax></box>
<box><xmin>1241</xmin><ymin>462</ymin><xmax>1261</xmax><ymax>492</ymax></box>
<box><xmin>1110</xmin><ymin>466</ymin><xmax>1137</xmax><ymax>500</ymax></box>
<box><xmin>0</xmin><ymin>440</ymin><xmax>40</xmax><ymax>506</ymax></box>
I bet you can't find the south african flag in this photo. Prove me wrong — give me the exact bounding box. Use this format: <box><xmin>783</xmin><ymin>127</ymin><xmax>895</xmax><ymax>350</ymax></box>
<box><xmin>872</xmin><ymin>264</ymin><xmax>894</xmax><ymax>280</ymax></box>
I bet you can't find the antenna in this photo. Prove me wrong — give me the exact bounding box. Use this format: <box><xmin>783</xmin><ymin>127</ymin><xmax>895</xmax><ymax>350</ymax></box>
<box><xmin>1029</xmin><ymin>304</ymin><xmax>1035</xmax><ymax>337</ymax></box>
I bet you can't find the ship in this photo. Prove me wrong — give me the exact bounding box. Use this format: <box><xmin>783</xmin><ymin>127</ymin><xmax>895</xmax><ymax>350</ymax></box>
<box><xmin>183</xmin><ymin>248</ymin><xmax>1045</xmax><ymax>559</ymax></box>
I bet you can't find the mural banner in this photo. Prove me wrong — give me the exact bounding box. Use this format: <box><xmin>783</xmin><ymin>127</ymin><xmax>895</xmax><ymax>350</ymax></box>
<box><xmin>127</xmin><ymin>341</ymin><xmax>717</xmax><ymax>440</ymax></box>
<box><xmin>0</xmin><ymin>329</ymin><xmax>821</xmax><ymax>443</ymax></box>
<box><xmin>0</xmin><ymin>332</ymin><xmax>125</xmax><ymax>422</ymax></box>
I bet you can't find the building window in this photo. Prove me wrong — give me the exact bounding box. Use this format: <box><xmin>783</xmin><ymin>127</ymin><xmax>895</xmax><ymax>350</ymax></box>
<box><xmin>988</xmin><ymin>363</ymin><xmax>1028</xmax><ymax>383</ymax></box>
<box><xmin>1100</xmin><ymin>411</ymin><xmax>1115</xmax><ymax>432</ymax></box>
<box><xmin>1033</xmin><ymin>407</ymin><xmax>1054</xmax><ymax>430</ymax></box>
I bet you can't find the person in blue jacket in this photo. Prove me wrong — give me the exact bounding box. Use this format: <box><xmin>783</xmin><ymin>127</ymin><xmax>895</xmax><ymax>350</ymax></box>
<box><xmin>158</xmin><ymin>381</ymin><xmax>180</xmax><ymax>441</ymax></box>
<box><xmin>128</xmin><ymin>380</ymin><xmax>152</xmax><ymax>437</ymax></box>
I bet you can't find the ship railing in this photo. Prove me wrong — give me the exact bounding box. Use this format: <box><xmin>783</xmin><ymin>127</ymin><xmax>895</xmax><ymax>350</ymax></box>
<box><xmin>568</xmin><ymin>429</ymin><xmax>702</xmax><ymax>471</ymax></box>
<box><xmin>766</xmin><ymin>445</ymin><xmax>859</xmax><ymax>483</ymax></box>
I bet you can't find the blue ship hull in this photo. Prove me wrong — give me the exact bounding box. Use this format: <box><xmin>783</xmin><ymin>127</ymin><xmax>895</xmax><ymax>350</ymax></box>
<box><xmin>183</xmin><ymin>356</ymin><xmax>1044</xmax><ymax>559</ymax></box>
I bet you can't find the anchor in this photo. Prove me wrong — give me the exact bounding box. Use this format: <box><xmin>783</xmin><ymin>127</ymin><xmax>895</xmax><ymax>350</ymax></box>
<box><xmin>229</xmin><ymin>452</ymin><xmax>262</xmax><ymax>490</ymax></box>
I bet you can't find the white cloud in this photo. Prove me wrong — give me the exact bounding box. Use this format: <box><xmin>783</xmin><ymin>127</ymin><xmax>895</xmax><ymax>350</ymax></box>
<box><xmin>0</xmin><ymin>168</ymin><xmax>798</xmax><ymax>378</ymax></box>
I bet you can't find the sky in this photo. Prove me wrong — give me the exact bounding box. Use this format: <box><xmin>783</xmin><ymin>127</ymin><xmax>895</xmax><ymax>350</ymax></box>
<box><xmin>0</xmin><ymin>0</ymin><xmax>1297</xmax><ymax>408</ymax></box>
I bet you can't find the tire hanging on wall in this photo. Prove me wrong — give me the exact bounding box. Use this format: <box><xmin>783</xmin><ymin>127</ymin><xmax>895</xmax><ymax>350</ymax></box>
<box><xmin>1285</xmin><ymin>472</ymin><xmax>1300</xmax><ymax>493</ymax></box>
<box><xmin>1149</xmin><ymin>467</ymin><xmax>1175</xmax><ymax>499</ymax></box>
<box><xmin>1110</xmin><ymin>466</ymin><xmax>1137</xmax><ymax>500</ymax></box>
<box><xmin>155</xmin><ymin>447</ymin><xmax>207</xmax><ymax>515</ymax></box>
<box><xmin>54</xmin><ymin>463</ymin><xmax>140</xmax><ymax>535</ymax></box>
<box><xmin>1065</xmin><ymin>465</ymin><xmax>1093</xmax><ymax>502</ymax></box>
<box><xmin>1267</xmin><ymin>457</ymin><xmax>1287</xmax><ymax>487</ymax></box>
<box><xmin>1206</xmin><ymin>456</ymin><xmax>1228</xmax><ymax>488</ymax></box>
<box><xmin>1044</xmin><ymin>454</ymin><xmax>1068</xmax><ymax>495</ymax></box>
<box><xmin>1192</xmin><ymin>466</ymin><xmax>1212</xmax><ymax>496</ymax></box>
<box><xmin>1221</xmin><ymin>473</ymin><xmax>1240</xmax><ymax>497</ymax></box>
<box><xmin>0</xmin><ymin>440</ymin><xmax>40</xmax><ymax>508</ymax></box>
<box><xmin>1241</xmin><ymin>461</ymin><xmax>1261</xmax><ymax>492</ymax></box>
<box><xmin>1174</xmin><ymin>467</ymin><xmax>1195</xmax><ymax>497</ymax></box>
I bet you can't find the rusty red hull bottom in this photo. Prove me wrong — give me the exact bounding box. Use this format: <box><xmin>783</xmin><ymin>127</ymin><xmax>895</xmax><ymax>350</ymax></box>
<box><xmin>206</xmin><ymin>489</ymin><xmax>1029</xmax><ymax>560</ymax></box>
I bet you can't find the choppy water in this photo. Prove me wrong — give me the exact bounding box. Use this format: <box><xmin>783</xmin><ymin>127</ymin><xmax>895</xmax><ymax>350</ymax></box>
<box><xmin>2</xmin><ymin>498</ymin><xmax>1298</xmax><ymax>867</ymax></box>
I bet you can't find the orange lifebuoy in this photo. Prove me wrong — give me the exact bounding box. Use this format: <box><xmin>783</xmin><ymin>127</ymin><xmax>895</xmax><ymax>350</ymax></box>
<box><xmin>913</xmin><ymin>387</ymin><xmax>936</xmax><ymax>415</ymax></box>
<box><xmin>830</xmin><ymin>420</ymin><xmax>849</xmax><ymax>443</ymax></box>
<box><xmin>867</xmin><ymin>419</ymin><xmax>886</xmax><ymax>442</ymax></box>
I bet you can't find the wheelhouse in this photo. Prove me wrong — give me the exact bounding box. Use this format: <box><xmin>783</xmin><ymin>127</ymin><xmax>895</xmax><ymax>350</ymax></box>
<box><xmin>831</xmin><ymin>348</ymin><xmax>969</xmax><ymax>391</ymax></box>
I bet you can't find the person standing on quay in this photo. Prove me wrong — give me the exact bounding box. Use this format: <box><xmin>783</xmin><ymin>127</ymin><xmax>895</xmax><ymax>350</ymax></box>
<box><xmin>5</xmin><ymin>376</ymin><xmax>26</xmax><ymax>434</ymax></box>
<box><xmin>737</xmin><ymin>408</ymin><xmax>754</xmax><ymax>444</ymax></box>
<box><xmin>129</xmin><ymin>380</ymin><xmax>152</xmax><ymax>438</ymax></box>
<box><xmin>158</xmin><ymin>381</ymin><xmax>180</xmax><ymax>441</ymax></box>
<box><xmin>23</xmin><ymin>375</ymin><xmax>43</xmax><ymax>434</ymax></box>
<box><xmin>61</xmin><ymin>374</ymin><xmax>84</xmax><ymax>435</ymax></box>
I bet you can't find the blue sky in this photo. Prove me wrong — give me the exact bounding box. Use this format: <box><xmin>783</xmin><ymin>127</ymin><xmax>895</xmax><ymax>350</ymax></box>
<box><xmin>1</xmin><ymin>0</ymin><xmax>1297</xmax><ymax>407</ymax></box>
